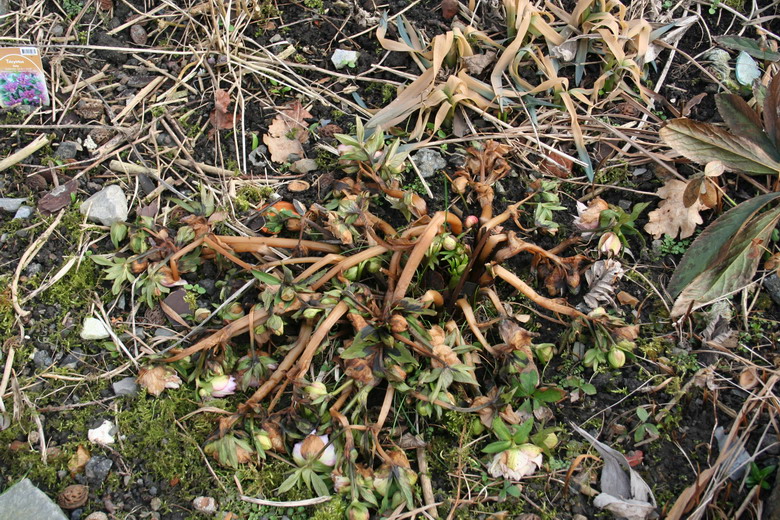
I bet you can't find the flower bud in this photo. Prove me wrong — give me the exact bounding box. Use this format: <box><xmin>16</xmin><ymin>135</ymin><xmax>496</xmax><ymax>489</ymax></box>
<box><xmin>366</xmin><ymin>257</ymin><xmax>382</xmax><ymax>273</ymax></box>
<box><xmin>347</xmin><ymin>502</ymin><xmax>370</xmax><ymax>520</ymax></box>
<box><xmin>452</xmin><ymin>176</ymin><xmax>469</xmax><ymax>194</ymax></box>
<box><xmin>598</xmin><ymin>232</ymin><xmax>621</xmax><ymax>256</ymax></box>
<box><xmin>464</xmin><ymin>215</ymin><xmax>479</xmax><ymax>228</ymax></box>
<box><xmin>254</xmin><ymin>430</ymin><xmax>273</xmax><ymax>451</ymax></box>
<box><xmin>534</xmin><ymin>343</ymin><xmax>555</xmax><ymax>364</ymax></box>
<box><xmin>194</xmin><ymin>308</ymin><xmax>211</xmax><ymax>322</ymax></box>
<box><xmin>608</xmin><ymin>348</ymin><xmax>626</xmax><ymax>368</ymax></box>
<box><xmin>280</xmin><ymin>286</ymin><xmax>296</xmax><ymax>302</ymax></box>
<box><xmin>292</xmin><ymin>432</ymin><xmax>337</xmax><ymax>467</ymax></box>
<box><xmin>199</xmin><ymin>375</ymin><xmax>237</xmax><ymax>399</ymax></box>
<box><xmin>343</xmin><ymin>265</ymin><xmax>360</xmax><ymax>281</ymax></box>
<box><xmin>304</xmin><ymin>381</ymin><xmax>328</xmax><ymax>399</ymax></box>
<box><xmin>416</xmin><ymin>401</ymin><xmax>432</xmax><ymax>417</ymax></box>
<box><xmin>442</xmin><ymin>235</ymin><xmax>457</xmax><ymax>251</ymax></box>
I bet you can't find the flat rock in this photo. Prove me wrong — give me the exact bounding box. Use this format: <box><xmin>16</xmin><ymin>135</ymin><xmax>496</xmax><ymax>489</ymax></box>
<box><xmin>112</xmin><ymin>377</ymin><xmax>138</xmax><ymax>397</ymax></box>
<box><xmin>80</xmin><ymin>317</ymin><xmax>111</xmax><ymax>340</ymax></box>
<box><xmin>413</xmin><ymin>149</ymin><xmax>447</xmax><ymax>179</ymax></box>
<box><xmin>13</xmin><ymin>205</ymin><xmax>33</xmax><ymax>219</ymax></box>
<box><xmin>85</xmin><ymin>456</ymin><xmax>113</xmax><ymax>485</ymax></box>
<box><xmin>0</xmin><ymin>478</ymin><xmax>68</xmax><ymax>520</ymax></box>
<box><xmin>0</xmin><ymin>198</ymin><xmax>26</xmax><ymax>212</ymax></box>
<box><xmin>764</xmin><ymin>273</ymin><xmax>780</xmax><ymax>305</ymax></box>
<box><xmin>79</xmin><ymin>185</ymin><xmax>128</xmax><ymax>226</ymax></box>
<box><xmin>54</xmin><ymin>141</ymin><xmax>79</xmax><ymax>161</ymax></box>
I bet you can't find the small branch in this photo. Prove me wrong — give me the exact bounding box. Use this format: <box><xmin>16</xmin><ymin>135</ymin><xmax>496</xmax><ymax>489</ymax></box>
<box><xmin>240</xmin><ymin>495</ymin><xmax>332</xmax><ymax>507</ymax></box>
<box><xmin>491</xmin><ymin>264</ymin><xmax>586</xmax><ymax>319</ymax></box>
<box><xmin>0</xmin><ymin>133</ymin><xmax>51</xmax><ymax>173</ymax></box>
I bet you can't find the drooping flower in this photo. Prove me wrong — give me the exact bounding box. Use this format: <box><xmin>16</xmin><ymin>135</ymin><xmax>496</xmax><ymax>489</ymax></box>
<box><xmin>199</xmin><ymin>375</ymin><xmax>237</xmax><ymax>399</ymax></box>
<box><xmin>488</xmin><ymin>444</ymin><xmax>543</xmax><ymax>480</ymax></box>
<box><xmin>292</xmin><ymin>432</ymin><xmax>337</xmax><ymax>467</ymax></box>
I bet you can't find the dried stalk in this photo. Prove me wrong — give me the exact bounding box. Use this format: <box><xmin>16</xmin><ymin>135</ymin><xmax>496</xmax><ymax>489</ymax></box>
<box><xmin>491</xmin><ymin>265</ymin><xmax>586</xmax><ymax>319</ymax></box>
<box><xmin>390</xmin><ymin>212</ymin><xmax>446</xmax><ymax>303</ymax></box>
<box><xmin>290</xmin><ymin>301</ymin><xmax>349</xmax><ymax>379</ymax></box>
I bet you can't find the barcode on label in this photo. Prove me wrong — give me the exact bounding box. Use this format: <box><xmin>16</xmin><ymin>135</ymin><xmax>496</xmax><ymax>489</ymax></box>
<box><xmin>20</xmin><ymin>47</ymin><xmax>38</xmax><ymax>55</ymax></box>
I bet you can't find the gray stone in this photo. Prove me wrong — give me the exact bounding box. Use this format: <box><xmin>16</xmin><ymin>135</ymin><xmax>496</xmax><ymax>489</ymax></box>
<box><xmin>79</xmin><ymin>185</ymin><xmax>128</xmax><ymax>226</ymax></box>
<box><xmin>0</xmin><ymin>198</ymin><xmax>26</xmax><ymax>212</ymax></box>
<box><xmin>85</xmin><ymin>456</ymin><xmax>113</xmax><ymax>485</ymax></box>
<box><xmin>290</xmin><ymin>158</ymin><xmax>317</xmax><ymax>174</ymax></box>
<box><xmin>54</xmin><ymin>141</ymin><xmax>79</xmax><ymax>161</ymax></box>
<box><xmin>25</xmin><ymin>262</ymin><xmax>42</xmax><ymax>276</ymax></box>
<box><xmin>60</xmin><ymin>349</ymin><xmax>84</xmax><ymax>369</ymax></box>
<box><xmin>764</xmin><ymin>273</ymin><xmax>780</xmax><ymax>305</ymax></box>
<box><xmin>112</xmin><ymin>377</ymin><xmax>138</xmax><ymax>397</ymax></box>
<box><xmin>0</xmin><ymin>478</ymin><xmax>68</xmax><ymax>520</ymax></box>
<box><xmin>413</xmin><ymin>149</ymin><xmax>447</xmax><ymax>179</ymax></box>
<box><xmin>33</xmin><ymin>350</ymin><xmax>53</xmax><ymax>369</ymax></box>
<box><xmin>13</xmin><ymin>205</ymin><xmax>33</xmax><ymax>219</ymax></box>
<box><xmin>154</xmin><ymin>328</ymin><xmax>175</xmax><ymax>338</ymax></box>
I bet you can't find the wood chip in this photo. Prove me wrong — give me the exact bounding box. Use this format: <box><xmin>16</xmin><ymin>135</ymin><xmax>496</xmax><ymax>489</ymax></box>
<box><xmin>617</xmin><ymin>291</ymin><xmax>640</xmax><ymax>307</ymax></box>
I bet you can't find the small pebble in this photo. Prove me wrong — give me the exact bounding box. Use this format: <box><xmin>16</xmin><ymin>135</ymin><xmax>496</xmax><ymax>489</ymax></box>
<box><xmin>150</xmin><ymin>497</ymin><xmax>162</xmax><ymax>511</ymax></box>
<box><xmin>13</xmin><ymin>205</ymin><xmax>33</xmax><ymax>219</ymax></box>
<box><xmin>85</xmin><ymin>513</ymin><xmax>108</xmax><ymax>520</ymax></box>
<box><xmin>193</xmin><ymin>496</ymin><xmax>217</xmax><ymax>514</ymax></box>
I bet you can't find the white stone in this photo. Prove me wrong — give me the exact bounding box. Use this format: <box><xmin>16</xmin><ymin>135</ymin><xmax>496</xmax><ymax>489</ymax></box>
<box><xmin>192</xmin><ymin>496</ymin><xmax>217</xmax><ymax>514</ymax></box>
<box><xmin>80</xmin><ymin>317</ymin><xmax>111</xmax><ymax>340</ymax></box>
<box><xmin>331</xmin><ymin>49</ymin><xmax>359</xmax><ymax>69</ymax></box>
<box><xmin>88</xmin><ymin>420</ymin><xmax>116</xmax><ymax>445</ymax></box>
<box><xmin>79</xmin><ymin>185</ymin><xmax>128</xmax><ymax>226</ymax></box>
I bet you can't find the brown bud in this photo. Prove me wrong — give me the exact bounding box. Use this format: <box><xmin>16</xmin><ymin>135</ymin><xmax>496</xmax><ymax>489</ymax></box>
<box><xmin>389</xmin><ymin>314</ymin><xmax>408</xmax><ymax>333</ymax></box>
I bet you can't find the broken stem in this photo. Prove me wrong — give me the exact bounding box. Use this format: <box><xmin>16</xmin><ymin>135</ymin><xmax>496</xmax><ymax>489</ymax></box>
<box><xmin>491</xmin><ymin>264</ymin><xmax>586</xmax><ymax>319</ymax></box>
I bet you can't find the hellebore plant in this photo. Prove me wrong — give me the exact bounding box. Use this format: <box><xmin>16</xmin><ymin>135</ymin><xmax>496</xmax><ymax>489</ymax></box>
<box><xmin>483</xmin><ymin>417</ymin><xmax>558</xmax><ymax>481</ymax></box>
<box><xmin>199</xmin><ymin>374</ymin><xmax>237</xmax><ymax>399</ymax></box>
<box><xmin>0</xmin><ymin>71</ymin><xmax>46</xmax><ymax>107</ymax></box>
<box><xmin>278</xmin><ymin>432</ymin><xmax>338</xmax><ymax>496</ymax></box>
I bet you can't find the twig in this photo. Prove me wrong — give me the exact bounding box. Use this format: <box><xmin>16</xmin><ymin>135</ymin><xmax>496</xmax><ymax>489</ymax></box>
<box><xmin>240</xmin><ymin>495</ymin><xmax>332</xmax><ymax>507</ymax></box>
<box><xmin>0</xmin><ymin>133</ymin><xmax>51</xmax><ymax>173</ymax></box>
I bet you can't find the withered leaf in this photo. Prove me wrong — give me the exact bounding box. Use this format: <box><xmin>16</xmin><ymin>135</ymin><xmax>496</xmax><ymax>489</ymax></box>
<box><xmin>38</xmin><ymin>179</ymin><xmax>79</xmax><ymax>215</ymax></box>
<box><xmin>263</xmin><ymin>101</ymin><xmax>312</xmax><ymax>163</ymax></box>
<box><xmin>209</xmin><ymin>89</ymin><xmax>238</xmax><ymax>138</ymax></box>
<box><xmin>67</xmin><ymin>445</ymin><xmax>91</xmax><ymax>476</ymax></box>
<box><xmin>137</xmin><ymin>366</ymin><xmax>182</xmax><ymax>396</ymax></box>
<box><xmin>644</xmin><ymin>180</ymin><xmax>704</xmax><ymax>239</ymax></box>
<box><xmin>583</xmin><ymin>259</ymin><xmax>624</xmax><ymax>309</ymax></box>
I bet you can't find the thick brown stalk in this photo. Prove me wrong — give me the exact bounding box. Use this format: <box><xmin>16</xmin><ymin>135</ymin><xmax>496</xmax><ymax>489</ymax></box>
<box><xmin>290</xmin><ymin>300</ymin><xmax>349</xmax><ymax>379</ymax></box>
<box><xmin>216</xmin><ymin>235</ymin><xmax>341</xmax><ymax>253</ymax></box>
<box><xmin>455</xmin><ymin>298</ymin><xmax>495</xmax><ymax>354</ymax></box>
<box><xmin>492</xmin><ymin>264</ymin><xmax>586</xmax><ymax>319</ymax></box>
<box><xmin>163</xmin><ymin>307</ymin><xmax>270</xmax><ymax>362</ymax></box>
<box><xmin>244</xmin><ymin>322</ymin><xmax>313</xmax><ymax>409</ymax></box>
<box><xmin>476</xmin><ymin>233</ymin><xmax>507</xmax><ymax>265</ymax></box>
<box><xmin>258</xmin><ymin>255</ymin><xmax>344</xmax><ymax>272</ymax></box>
<box><xmin>310</xmin><ymin>246</ymin><xmax>388</xmax><ymax>291</ymax></box>
<box><xmin>493</xmin><ymin>235</ymin><xmax>565</xmax><ymax>266</ymax></box>
<box><xmin>390</xmin><ymin>212</ymin><xmax>446</xmax><ymax>303</ymax></box>
<box><xmin>293</xmin><ymin>254</ymin><xmax>346</xmax><ymax>283</ymax></box>
<box><xmin>203</xmin><ymin>235</ymin><xmax>255</xmax><ymax>270</ymax></box>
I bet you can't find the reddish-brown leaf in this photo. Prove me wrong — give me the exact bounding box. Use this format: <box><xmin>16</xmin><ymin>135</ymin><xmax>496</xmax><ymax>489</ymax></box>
<box><xmin>209</xmin><ymin>89</ymin><xmax>237</xmax><ymax>138</ymax></box>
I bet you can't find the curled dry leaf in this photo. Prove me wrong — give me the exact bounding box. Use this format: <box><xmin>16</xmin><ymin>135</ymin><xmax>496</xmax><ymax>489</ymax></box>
<box><xmin>68</xmin><ymin>444</ymin><xmax>91</xmax><ymax>476</ymax></box>
<box><xmin>617</xmin><ymin>291</ymin><xmax>639</xmax><ymax>308</ymax></box>
<box><xmin>137</xmin><ymin>366</ymin><xmax>182</xmax><ymax>396</ymax></box>
<box><xmin>539</xmin><ymin>150</ymin><xmax>574</xmax><ymax>179</ymax></box>
<box><xmin>74</xmin><ymin>98</ymin><xmax>104</xmax><ymax>120</ymax></box>
<box><xmin>738</xmin><ymin>367</ymin><xmax>759</xmax><ymax>389</ymax></box>
<box><xmin>209</xmin><ymin>89</ymin><xmax>238</xmax><ymax>138</ymax></box>
<box><xmin>263</xmin><ymin>101</ymin><xmax>312</xmax><ymax>163</ymax></box>
<box><xmin>429</xmin><ymin>325</ymin><xmax>460</xmax><ymax>368</ymax></box>
<box><xmin>644</xmin><ymin>179</ymin><xmax>704</xmax><ymax>240</ymax></box>
<box><xmin>583</xmin><ymin>259</ymin><xmax>624</xmax><ymax>309</ymax></box>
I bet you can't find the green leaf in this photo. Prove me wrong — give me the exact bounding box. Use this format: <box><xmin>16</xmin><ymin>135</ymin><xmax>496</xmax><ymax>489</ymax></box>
<box><xmin>668</xmin><ymin>192</ymin><xmax>780</xmax><ymax>298</ymax></box>
<box><xmin>715</xmin><ymin>94</ymin><xmax>778</xmax><ymax>159</ymax></box>
<box><xmin>310</xmin><ymin>472</ymin><xmax>330</xmax><ymax>496</ymax></box>
<box><xmin>252</xmin><ymin>270</ymin><xmax>282</xmax><ymax>285</ymax></box>
<box><xmin>660</xmin><ymin>118</ymin><xmax>780</xmax><ymax>175</ymax></box>
<box><xmin>513</xmin><ymin>417</ymin><xmax>534</xmax><ymax>444</ymax></box>
<box><xmin>716</xmin><ymin>36</ymin><xmax>780</xmax><ymax>62</ymax></box>
<box><xmin>634</xmin><ymin>424</ymin><xmax>646</xmax><ymax>442</ymax></box>
<box><xmin>492</xmin><ymin>417</ymin><xmax>512</xmax><ymax>442</ymax></box>
<box><xmin>534</xmin><ymin>387</ymin><xmax>566</xmax><ymax>403</ymax></box>
<box><xmin>506</xmin><ymin>484</ymin><xmax>522</xmax><ymax>497</ymax></box>
<box><xmin>340</xmin><ymin>326</ymin><xmax>378</xmax><ymax>359</ymax></box>
<box><xmin>277</xmin><ymin>470</ymin><xmax>301</xmax><ymax>494</ymax></box>
<box><xmin>735</xmin><ymin>51</ymin><xmax>761</xmax><ymax>86</ymax></box>
<box><xmin>636</xmin><ymin>407</ymin><xmax>649</xmax><ymax>422</ymax></box>
<box><xmin>671</xmin><ymin>203</ymin><xmax>780</xmax><ymax>316</ymax></box>
<box><xmin>482</xmin><ymin>440</ymin><xmax>513</xmax><ymax>454</ymax></box>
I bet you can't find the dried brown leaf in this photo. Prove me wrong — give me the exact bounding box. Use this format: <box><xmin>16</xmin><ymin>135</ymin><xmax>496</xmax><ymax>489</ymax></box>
<box><xmin>583</xmin><ymin>259</ymin><xmax>624</xmax><ymax>309</ymax></box>
<box><xmin>263</xmin><ymin>101</ymin><xmax>312</xmax><ymax>163</ymax></box>
<box><xmin>209</xmin><ymin>89</ymin><xmax>237</xmax><ymax>138</ymax></box>
<box><xmin>137</xmin><ymin>366</ymin><xmax>182</xmax><ymax>397</ymax></box>
<box><xmin>644</xmin><ymin>180</ymin><xmax>704</xmax><ymax>239</ymax></box>
<box><xmin>67</xmin><ymin>445</ymin><xmax>90</xmax><ymax>476</ymax></box>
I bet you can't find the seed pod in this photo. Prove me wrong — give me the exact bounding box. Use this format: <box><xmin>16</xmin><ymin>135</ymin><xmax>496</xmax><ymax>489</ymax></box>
<box><xmin>608</xmin><ymin>348</ymin><xmax>626</xmax><ymax>369</ymax></box>
<box><xmin>58</xmin><ymin>484</ymin><xmax>89</xmax><ymax>509</ymax></box>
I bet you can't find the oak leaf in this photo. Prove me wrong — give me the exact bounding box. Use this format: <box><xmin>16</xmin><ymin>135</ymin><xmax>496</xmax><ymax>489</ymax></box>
<box><xmin>644</xmin><ymin>180</ymin><xmax>704</xmax><ymax>239</ymax></box>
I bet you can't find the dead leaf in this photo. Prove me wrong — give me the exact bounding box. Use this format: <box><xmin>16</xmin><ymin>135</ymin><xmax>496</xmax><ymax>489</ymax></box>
<box><xmin>583</xmin><ymin>259</ymin><xmax>624</xmax><ymax>309</ymax></box>
<box><xmin>137</xmin><ymin>366</ymin><xmax>182</xmax><ymax>396</ymax></box>
<box><xmin>539</xmin><ymin>149</ymin><xmax>573</xmax><ymax>178</ymax></box>
<box><xmin>287</xmin><ymin>180</ymin><xmax>310</xmax><ymax>192</ymax></box>
<box><xmin>263</xmin><ymin>101</ymin><xmax>312</xmax><ymax>163</ymax></box>
<box><xmin>739</xmin><ymin>367</ymin><xmax>758</xmax><ymax>389</ymax></box>
<box><xmin>209</xmin><ymin>89</ymin><xmax>238</xmax><ymax>138</ymax></box>
<box><xmin>462</xmin><ymin>51</ymin><xmax>497</xmax><ymax>75</ymax></box>
<box><xmin>38</xmin><ymin>179</ymin><xmax>79</xmax><ymax>215</ymax></box>
<box><xmin>68</xmin><ymin>445</ymin><xmax>90</xmax><ymax>476</ymax></box>
<box><xmin>574</xmin><ymin>198</ymin><xmax>609</xmax><ymax>236</ymax></box>
<box><xmin>617</xmin><ymin>291</ymin><xmax>639</xmax><ymax>308</ymax></box>
<box><xmin>644</xmin><ymin>179</ymin><xmax>704</xmax><ymax>239</ymax></box>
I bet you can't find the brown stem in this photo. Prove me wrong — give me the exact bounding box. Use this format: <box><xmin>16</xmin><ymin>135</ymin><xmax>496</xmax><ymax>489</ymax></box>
<box><xmin>290</xmin><ymin>301</ymin><xmax>349</xmax><ymax>379</ymax></box>
<box><xmin>203</xmin><ymin>235</ymin><xmax>255</xmax><ymax>271</ymax></box>
<box><xmin>216</xmin><ymin>235</ymin><xmax>341</xmax><ymax>253</ymax></box>
<box><xmin>491</xmin><ymin>264</ymin><xmax>586</xmax><ymax>319</ymax></box>
<box><xmin>477</xmin><ymin>233</ymin><xmax>507</xmax><ymax>265</ymax></box>
<box><xmin>455</xmin><ymin>298</ymin><xmax>495</xmax><ymax>354</ymax></box>
<box><xmin>244</xmin><ymin>322</ymin><xmax>313</xmax><ymax>409</ymax></box>
<box><xmin>294</xmin><ymin>253</ymin><xmax>346</xmax><ymax>283</ymax></box>
<box><xmin>390</xmin><ymin>212</ymin><xmax>446</xmax><ymax>303</ymax></box>
<box><xmin>163</xmin><ymin>307</ymin><xmax>270</xmax><ymax>362</ymax></box>
<box><xmin>310</xmin><ymin>246</ymin><xmax>388</xmax><ymax>291</ymax></box>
